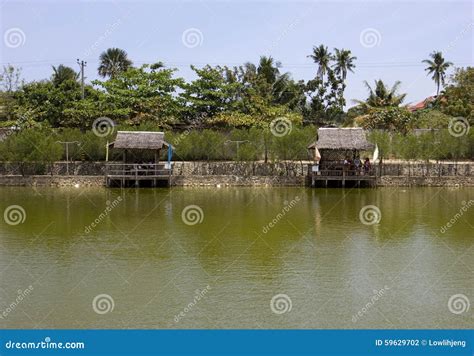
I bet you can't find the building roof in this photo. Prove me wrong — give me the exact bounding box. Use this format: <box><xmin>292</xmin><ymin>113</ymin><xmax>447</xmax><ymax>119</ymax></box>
<box><xmin>308</xmin><ymin>128</ymin><xmax>374</xmax><ymax>150</ymax></box>
<box><xmin>408</xmin><ymin>96</ymin><xmax>436</xmax><ymax>112</ymax></box>
<box><xmin>109</xmin><ymin>131</ymin><xmax>170</xmax><ymax>150</ymax></box>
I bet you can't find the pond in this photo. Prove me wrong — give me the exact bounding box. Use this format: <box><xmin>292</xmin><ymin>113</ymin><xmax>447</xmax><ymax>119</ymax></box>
<box><xmin>0</xmin><ymin>186</ymin><xmax>472</xmax><ymax>328</ymax></box>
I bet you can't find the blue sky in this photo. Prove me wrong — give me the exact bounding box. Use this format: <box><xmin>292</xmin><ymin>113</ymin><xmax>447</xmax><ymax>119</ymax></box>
<box><xmin>1</xmin><ymin>0</ymin><xmax>473</xmax><ymax>107</ymax></box>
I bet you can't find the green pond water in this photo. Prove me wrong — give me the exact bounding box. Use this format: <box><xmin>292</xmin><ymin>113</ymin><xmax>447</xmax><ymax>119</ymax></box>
<box><xmin>0</xmin><ymin>186</ymin><xmax>472</xmax><ymax>329</ymax></box>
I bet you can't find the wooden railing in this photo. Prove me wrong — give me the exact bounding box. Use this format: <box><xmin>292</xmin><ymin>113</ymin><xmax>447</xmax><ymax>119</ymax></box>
<box><xmin>105</xmin><ymin>163</ymin><xmax>172</xmax><ymax>178</ymax></box>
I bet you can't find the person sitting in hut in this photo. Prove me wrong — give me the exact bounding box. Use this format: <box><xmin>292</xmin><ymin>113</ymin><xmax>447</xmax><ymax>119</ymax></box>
<box><xmin>363</xmin><ymin>157</ymin><xmax>371</xmax><ymax>175</ymax></box>
<box><xmin>354</xmin><ymin>156</ymin><xmax>361</xmax><ymax>175</ymax></box>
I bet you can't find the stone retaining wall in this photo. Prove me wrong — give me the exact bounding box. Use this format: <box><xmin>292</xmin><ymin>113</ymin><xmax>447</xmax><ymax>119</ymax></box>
<box><xmin>0</xmin><ymin>161</ymin><xmax>473</xmax><ymax>187</ymax></box>
<box><xmin>0</xmin><ymin>175</ymin><xmax>471</xmax><ymax>187</ymax></box>
<box><xmin>0</xmin><ymin>175</ymin><xmax>104</xmax><ymax>187</ymax></box>
<box><xmin>171</xmin><ymin>175</ymin><xmax>305</xmax><ymax>187</ymax></box>
<box><xmin>377</xmin><ymin>176</ymin><xmax>474</xmax><ymax>187</ymax></box>
<box><xmin>0</xmin><ymin>161</ymin><xmax>472</xmax><ymax>177</ymax></box>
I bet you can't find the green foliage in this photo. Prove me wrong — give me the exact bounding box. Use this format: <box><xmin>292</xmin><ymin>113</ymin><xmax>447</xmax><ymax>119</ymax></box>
<box><xmin>412</xmin><ymin>109</ymin><xmax>453</xmax><ymax>129</ymax></box>
<box><xmin>440</xmin><ymin>67</ymin><xmax>474</xmax><ymax>121</ymax></box>
<box><xmin>93</xmin><ymin>64</ymin><xmax>184</xmax><ymax>126</ymax></box>
<box><xmin>181</xmin><ymin>65</ymin><xmax>241</xmax><ymax>122</ymax></box>
<box><xmin>422</xmin><ymin>51</ymin><xmax>452</xmax><ymax>95</ymax></box>
<box><xmin>354</xmin><ymin>80</ymin><xmax>407</xmax><ymax>110</ymax></box>
<box><xmin>172</xmin><ymin>129</ymin><xmax>227</xmax><ymax>161</ymax></box>
<box><xmin>51</xmin><ymin>65</ymin><xmax>79</xmax><ymax>86</ymax></box>
<box><xmin>360</xmin><ymin>107</ymin><xmax>414</xmax><ymax>134</ymax></box>
<box><xmin>98</xmin><ymin>48</ymin><xmax>133</xmax><ymax>79</ymax></box>
<box><xmin>14</xmin><ymin>80</ymin><xmax>83</xmax><ymax>127</ymax></box>
<box><xmin>368</xmin><ymin>129</ymin><xmax>473</xmax><ymax>161</ymax></box>
<box><xmin>367</xmin><ymin>130</ymin><xmax>392</xmax><ymax>160</ymax></box>
<box><xmin>0</xmin><ymin>129</ymin><xmax>62</xmax><ymax>173</ymax></box>
<box><xmin>270</xmin><ymin>126</ymin><xmax>315</xmax><ymax>161</ymax></box>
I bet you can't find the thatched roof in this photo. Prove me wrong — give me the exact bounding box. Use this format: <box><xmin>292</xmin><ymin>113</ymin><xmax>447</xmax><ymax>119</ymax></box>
<box><xmin>109</xmin><ymin>131</ymin><xmax>170</xmax><ymax>150</ymax></box>
<box><xmin>308</xmin><ymin>128</ymin><xmax>374</xmax><ymax>150</ymax></box>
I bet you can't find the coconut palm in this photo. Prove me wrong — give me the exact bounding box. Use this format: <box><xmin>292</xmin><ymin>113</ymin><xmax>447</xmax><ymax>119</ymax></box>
<box><xmin>354</xmin><ymin>79</ymin><xmax>407</xmax><ymax>109</ymax></box>
<box><xmin>422</xmin><ymin>51</ymin><xmax>452</xmax><ymax>96</ymax></box>
<box><xmin>51</xmin><ymin>65</ymin><xmax>78</xmax><ymax>86</ymax></box>
<box><xmin>332</xmin><ymin>48</ymin><xmax>357</xmax><ymax>80</ymax></box>
<box><xmin>308</xmin><ymin>45</ymin><xmax>332</xmax><ymax>83</ymax></box>
<box><xmin>98</xmin><ymin>48</ymin><xmax>133</xmax><ymax>79</ymax></box>
<box><xmin>257</xmin><ymin>56</ymin><xmax>281</xmax><ymax>84</ymax></box>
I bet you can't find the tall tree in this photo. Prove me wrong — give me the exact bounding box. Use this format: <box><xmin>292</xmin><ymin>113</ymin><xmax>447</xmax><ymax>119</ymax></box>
<box><xmin>51</xmin><ymin>65</ymin><xmax>78</xmax><ymax>86</ymax></box>
<box><xmin>422</xmin><ymin>51</ymin><xmax>452</xmax><ymax>96</ymax></box>
<box><xmin>98</xmin><ymin>48</ymin><xmax>133</xmax><ymax>79</ymax></box>
<box><xmin>308</xmin><ymin>45</ymin><xmax>332</xmax><ymax>83</ymax></box>
<box><xmin>257</xmin><ymin>56</ymin><xmax>281</xmax><ymax>84</ymax></box>
<box><xmin>94</xmin><ymin>63</ymin><xmax>184</xmax><ymax>126</ymax></box>
<box><xmin>332</xmin><ymin>48</ymin><xmax>357</xmax><ymax>80</ymax></box>
<box><xmin>181</xmin><ymin>65</ymin><xmax>241</xmax><ymax>121</ymax></box>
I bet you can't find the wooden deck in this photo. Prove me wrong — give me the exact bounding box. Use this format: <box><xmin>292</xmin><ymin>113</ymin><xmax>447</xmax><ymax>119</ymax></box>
<box><xmin>308</xmin><ymin>165</ymin><xmax>376</xmax><ymax>188</ymax></box>
<box><xmin>105</xmin><ymin>163</ymin><xmax>172</xmax><ymax>187</ymax></box>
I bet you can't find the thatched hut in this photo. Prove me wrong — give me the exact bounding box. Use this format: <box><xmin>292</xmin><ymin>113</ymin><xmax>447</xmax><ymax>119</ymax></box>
<box><xmin>106</xmin><ymin>131</ymin><xmax>173</xmax><ymax>187</ymax></box>
<box><xmin>107</xmin><ymin>131</ymin><xmax>172</xmax><ymax>164</ymax></box>
<box><xmin>308</xmin><ymin>128</ymin><xmax>374</xmax><ymax>166</ymax></box>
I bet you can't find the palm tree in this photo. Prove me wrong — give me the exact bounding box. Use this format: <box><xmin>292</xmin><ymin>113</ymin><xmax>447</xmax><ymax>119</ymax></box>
<box><xmin>51</xmin><ymin>65</ymin><xmax>78</xmax><ymax>86</ymax></box>
<box><xmin>98</xmin><ymin>48</ymin><xmax>133</xmax><ymax>79</ymax></box>
<box><xmin>308</xmin><ymin>45</ymin><xmax>332</xmax><ymax>83</ymax></box>
<box><xmin>422</xmin><ymin>51</ymin><xmax>452</xmax><ymax>96</ymax></box>
<box><xmin>354</xmin><ymin>80</ymin><xmax>407</xmax><ymax>109</ymax></box>
<box><xmin>257</xmin><ymin>56</ymin><xmax>281</xmax><ymax>84</ymax></box>
<box><xmin>332</xmin><ymin>48</ymin><xmax>357</xmax><ymax>80</ymax></box>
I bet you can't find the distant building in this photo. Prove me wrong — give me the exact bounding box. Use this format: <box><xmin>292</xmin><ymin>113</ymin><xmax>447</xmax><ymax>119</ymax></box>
<box><xmin>407</xmin><ymin>96</ymin><xmax>437</xmax><ymax>112</ymax></box>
